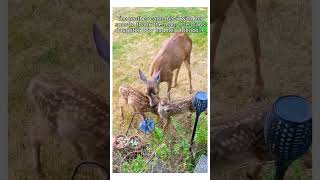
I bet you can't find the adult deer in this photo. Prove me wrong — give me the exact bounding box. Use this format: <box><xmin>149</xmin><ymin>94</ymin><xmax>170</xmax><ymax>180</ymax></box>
<box><xmin>139</xmin><ymin>32</ymin><xmax>193</xmax><ymax>105</ymax></box>
<box><xmin>212</xmin><ymin>0</ymin><xmax>264</xmax><ymax>100</ymax></box>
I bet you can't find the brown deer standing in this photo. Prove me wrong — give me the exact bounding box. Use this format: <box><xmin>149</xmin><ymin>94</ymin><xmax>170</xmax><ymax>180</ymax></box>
<box><xmin>139</xmin><ymin>32</ymin><xmax>193</xmax><ymax>105</ymax></box>
<box><xmin>212</xmin><ymin>0</ymin><xmax>264</xmax><ymax>100</ymax></box>
<box><xmin>27</xmin><ymin>73</ymin><xmax>109</xmax><ymax>177</ymax></box>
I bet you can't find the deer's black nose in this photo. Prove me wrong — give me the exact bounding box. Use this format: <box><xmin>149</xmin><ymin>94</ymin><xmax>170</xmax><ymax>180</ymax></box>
<box><xmin>150</xmin><ymin>105</ymin><xmax>158</xmax><ymax>114</ymax></box>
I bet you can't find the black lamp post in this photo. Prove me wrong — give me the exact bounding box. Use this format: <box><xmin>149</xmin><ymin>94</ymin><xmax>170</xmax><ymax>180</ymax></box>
<box><xmin>190</xmin><ymin>91</ymin><xmax>208</xmax><ymax>151</ymax></box>
<box><xmin>264</xmin><ymin>95</ymin><xmax>312</xmax><ymax>180</ymax></box>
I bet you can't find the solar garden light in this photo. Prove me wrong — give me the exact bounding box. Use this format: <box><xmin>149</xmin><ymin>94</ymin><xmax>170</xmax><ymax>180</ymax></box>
<box><xmin>126</xmin><ymin>112</ymin><xmax>155</xmax><ymax>136</ymax></box>
<box><xmin>190</xmin><ymin>91</ymin><xmax>208</xmax><ymax>151</ymax></box>
<box><xmin>264</xmin><ymin>95</ymin><xmax>312</xmax><ymax>180</ymax></box>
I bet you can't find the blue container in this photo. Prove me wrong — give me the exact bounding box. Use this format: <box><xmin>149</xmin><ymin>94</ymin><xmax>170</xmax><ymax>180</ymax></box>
<box><xmin>138</xmin><ymin>118</ymin><xmax>155</xmax><ymax>134</ymax></box>
<box><xmin>192</xmin><ymin>91</ymin><xmax>208</xmax><ymax>113</ymax></box>
<box><xmin>264</xmin><ymin>95</ymin><xmax>312</xmax><ymax>161</ymax></box>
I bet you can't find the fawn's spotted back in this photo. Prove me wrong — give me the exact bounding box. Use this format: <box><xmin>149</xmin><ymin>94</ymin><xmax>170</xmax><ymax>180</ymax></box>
<box><xmin>27</xmin><ymin>73</ymin><xmax>109</xmax><ymax>176</ymax></box>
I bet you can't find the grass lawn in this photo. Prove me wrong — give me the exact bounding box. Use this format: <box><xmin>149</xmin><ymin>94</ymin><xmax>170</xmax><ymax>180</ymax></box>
<box><xmin>111</xmin><ymin>7</ymin><xmax>208</xmax><ymax>173</ymax></box>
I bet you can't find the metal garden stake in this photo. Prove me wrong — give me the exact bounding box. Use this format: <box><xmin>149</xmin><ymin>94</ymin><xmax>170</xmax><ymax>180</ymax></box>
<box><xmin>264</xmin><ymin>95</ymin><xmax>312</xmax><ymax>180</ymax></box>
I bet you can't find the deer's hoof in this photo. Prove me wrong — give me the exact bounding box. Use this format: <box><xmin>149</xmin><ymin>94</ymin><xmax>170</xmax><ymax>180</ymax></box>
<box><xmin>189</xmin><ymin>89</ymin><xmax>193</xmax><ymax>94</ymax></box>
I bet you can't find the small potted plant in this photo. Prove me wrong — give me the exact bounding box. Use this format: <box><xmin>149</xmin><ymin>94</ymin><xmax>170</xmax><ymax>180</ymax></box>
<box><xmin>128</xmin><ymin>135</ymin><xmax>143</xmax><ymax>150</ymax></box>
<box><xmin>114</xmin><ymin>134</ymin><xmax>128</xmax><ymax>150</ymax></box>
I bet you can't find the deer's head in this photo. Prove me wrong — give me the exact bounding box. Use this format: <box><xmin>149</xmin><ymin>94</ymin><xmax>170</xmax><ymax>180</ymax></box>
<box><xmin>139</xmin><ymin>69</ymin><xmax>161</xmax><ymax>108</ymax></box>
<box><xmin>154</xmin><ymin>92</ymin><xmax>171</xmax><ymax>114</ymax></box>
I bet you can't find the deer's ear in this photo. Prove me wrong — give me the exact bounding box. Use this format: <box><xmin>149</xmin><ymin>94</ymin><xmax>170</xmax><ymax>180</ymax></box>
<box><xmin>139</xmin><ymin>69</ymin><xmax>148</xmax><ymax>83</ymax></box>
<box><xmin>92</xmin><ymin>24</ymin><xmax>109</xmax><ymax>65</ymax></box>
<box><xmin>152</xmin><ymin>70</ymin><xmax>161</xmax><ymax>83</ymax></box>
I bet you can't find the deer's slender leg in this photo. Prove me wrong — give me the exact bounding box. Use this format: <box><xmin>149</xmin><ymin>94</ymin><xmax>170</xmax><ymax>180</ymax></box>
<box><xmin>212</xmin><ymin>17</ymin><xmax>226</xmax><ymax>73</ymax></box>
<box><xmin>184</xmin><ymin>56</ymin><xmax>193</xmax><ymax>94</ymax></box>
<box><xmin>163</xmin><ymin>117</ymin><xmax>171</xmax><ymax>133</ymax></box>
<box><xmin>156</xmin><ymin>115</ymin><xmax>164</xmax><ymax>128</ymax></box>
<box><xmin>120</xmin><ymin>106</ymin><xmax>124</xmax><ymax>121</ymax></box>
<box><xmin>167</xmin><ymin>77</ymin><xmax>173</xmax><ymax>96</ymax></box>
<box><xmin>172</xmin><ymin>67</ymin><xmax>180</xmax><ymax>88</ymax></box>
<box><xmin>30</xmin><ymin>115</ymin><xmax>48</xmax><ymax>178</ymax></box>
<box><xmin>31</xmin><ymin>138</ymin><xmax>45</xmax><ymax>177</ymax></box>
<box><xmin>238</xmin><ymin>0</ymin><xmax>264</xmax><ymax>100</ymax></box>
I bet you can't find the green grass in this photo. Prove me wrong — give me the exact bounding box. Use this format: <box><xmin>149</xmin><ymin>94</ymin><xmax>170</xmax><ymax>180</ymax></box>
<box><xmin>9</xmin><ymin>0</ymin><xmax>108</xmax><ymax>179</ymax></box>
<box><xmin>118</xmin><ymin>114</ymin><xmax>208</xmax><ymax>173</ymax></box>
<box><xmin>112</xmin><ymin>7</ymin><xmax>208</xmax><ymax>173</ymax></box>
<box><xmin>35</xmin><ymin>47</ymin><xmax>60</xmax><ymax>65</ymax></box>
<box><xmin>112</xmin><ymin>6</ymin><xmax>208</xmax><ymax>134</ymax></box>
<box><xmin>259</xmin><ymin>159</ymin><xmax>311</xmax><ymax>180</ymax></box>
<box><xmin>112</xmin><ymin>7</ymin><xmax>208</xmax><ymax>62</ymax></box>
<box><xmin>212</xmin><ymin>0</ymin><xmax>311</xmax><ymax>179</ymax></box>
